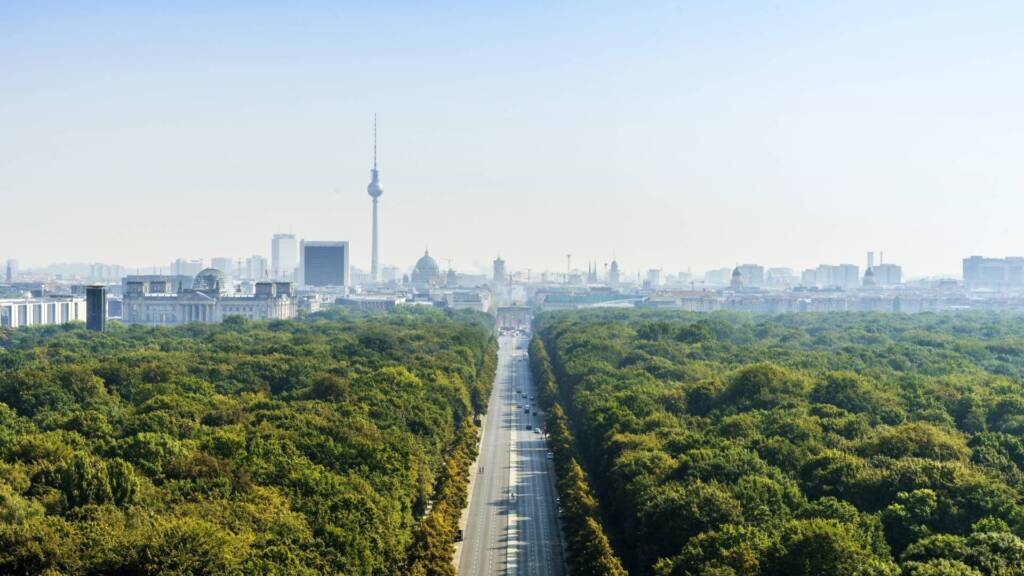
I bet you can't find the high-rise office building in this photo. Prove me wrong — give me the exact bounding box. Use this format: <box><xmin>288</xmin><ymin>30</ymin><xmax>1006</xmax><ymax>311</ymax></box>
<box><xmin>963</xmin><ymin>256</ymin><xmax>1024</xmax><ymax>289</ymax></box>
<box><xmin>367</xmin><ymin>117</ymin><xmax>383</xmax><ymax>283</ymax></box>
<box><xmin>646</xmin><ymin>269</ymin><xmax>662</xmax><ymax>287</ymax></box>
<box><xmin>86</xmin><ymin>285</ymin><xmax>107</xmax><ymax>332</ymax></box>
<box><xmin>211</xmin><ymin>257</ymin><xmax>233</xmax><ymax>277</ymax></box>
<box><xmin>873</xmin><ymin>263</ymin><xmax>902</xmax><ymax>286</ymax></box>
<box><xmin>766</xmin><ymin>267</ymin><xmax>797</xmax><ymax>288</ymax></box>
<box><xmin>272</xmin><ymin>234</ymin><xmax>299</xmax><ymax>280</ymax></box>
<box><xmin>170</xmin><ymin>258</ymin><xmax>204</xmax><ymax>277</ymax></box>
<box><xmin>246</xmin><ymin>255</ymin><xmax>268</xmax><ymax>279</ymax></box>
<box><xmin>705</xmin><ymin>267</ymin><xmax>732</xmax><ymax>285</ymax></box>
<box><xmin>493</xmin><ymin>256</ymin><xmax>506</xmax><ymax>283</ymax></box>
<box><xmin>300</xmin><ymin>241</ymin><xmax>349</xmax><ymax>287</ymax></box>
<box><xmin>813</xmin><ymin>264</ymin><xmax>860</xmax><ymax>290</ymax></box>
<box><xmin>801</xmin><ymin>269</ymin><xmax>817</xmax><ymax>287</ymax></box>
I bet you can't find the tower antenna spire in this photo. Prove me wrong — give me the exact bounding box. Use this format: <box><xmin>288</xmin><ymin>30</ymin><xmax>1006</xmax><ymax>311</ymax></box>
<box><xmin>373</xmin><ymin>113</ymin><xmax>378</xmax><ymax>170</ymax></box>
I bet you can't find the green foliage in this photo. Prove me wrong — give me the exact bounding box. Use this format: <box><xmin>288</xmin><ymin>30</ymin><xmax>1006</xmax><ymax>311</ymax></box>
<box><xmin>536</xmin><ymin>309</ymin><xmax>1024</xmax><ymax>575</ymax></box>
<box><xmin>530</xmin><ymin>336</ymin><xmax>628</xmax><ymax>576</ymax></box>
<box><xmin>0</xmin><ymin>308</ymin><xmax>496</xmax><ymax>574</ymax></box>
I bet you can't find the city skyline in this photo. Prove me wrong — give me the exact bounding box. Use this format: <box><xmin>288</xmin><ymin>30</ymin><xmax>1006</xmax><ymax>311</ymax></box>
<box><xmin>4</xmin><ymin>2</ymin><xmax>1024</xmax><ymax>276</ymax></box>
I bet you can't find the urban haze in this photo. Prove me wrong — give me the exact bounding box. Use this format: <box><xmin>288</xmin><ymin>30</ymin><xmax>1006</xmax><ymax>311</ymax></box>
<box><xmin>5</xmin><ymin>3</ymin><xmax>1024</xmax><ymax>576</ymax></box>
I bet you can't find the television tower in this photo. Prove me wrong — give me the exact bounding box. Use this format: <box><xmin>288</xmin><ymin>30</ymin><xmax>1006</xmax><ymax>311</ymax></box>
<box><xmin>367</xmin><ymin>115</ymin><xmax>383</xmax><ymax>282</ymax></box>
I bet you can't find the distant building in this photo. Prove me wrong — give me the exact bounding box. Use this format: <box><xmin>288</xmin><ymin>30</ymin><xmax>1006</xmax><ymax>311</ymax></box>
<box><xmin>673</xmin><ymin>271</ymin><xmax>694</xmax><ymax>285</ymax></box>
<box><xmin>123</xmin><ymin>269</ymin><xmax>296</xmax><ymax>325</ymax></box>
<box><xmin>272</xmin><ymin>233</ymin><xmax>299</xmax><ymax>280</ymax></box>
<box><xmin>800</xmin><ymin>269</ymin><xmax>817</xmax><ymax>287</ymax></box>
<box><xmin>735</xmin><ymin>264</ymin><xmax>765</xmax><ymax>287</ymax></box>
<box><xmin>121</xmin><ymin>275</ymin><xmax>193</xmax><ymax>295</ymax></box>
<box><xmin>300</xmin><ymin>241</ymin><xmax>349</xmax><ymax>287</ymax></box>
<box><xmin>382</xmin><ymin>266</ymin><xmax>400</xmax><ymax>284</ymax></box>
<box><xmin>170</xmin><ymin>258</ymin><xmax>205</xmax><ymax>277</ymax></box>
<box><xmin>608</xmin><ymin>259</ymin><xmax>621</xmax><ymax>287</ymax></box>
<box><xmin>963</xmin><ymin>256</ymin><xmax>1024</xmax><ymax>289</ymax></box>
<box><xmin>86</xmin><ymin>285</ymin><xmax>107</xmax><ymax>332</ymax></box>
<box><xmin>1</xmin><ymin>295</ymin><xmax>87</xmax><ymax>328</ymax></box>
<box><xmin>211</xmin><ymin>257</ymin><xmax>234</xmax><ymax>277</ymax></box>
<box><xmin>873</xmin><ymin>263</ymin><xmax>902</xmax><ymax>286</ymax></box>
<box><xmin>445</xmin><ymin>289</ymin><xmax>492</xmax><ymax>312</ymax></box>
<box><xmin>245</xmin><ymin>255</ymin><xmax>268</xmax><ymax>280</ymax></box>
<box><xmin>705</xmin><ymin>268</ymin><xmax>732</xmax><ymax>285</ymax></box>
<box><xmin>766</xmin><ymin>267</ymin><xmax>798</xmax><ymax>288</ymax></box>
<box><xmin>730</xmin><ymin>267</ymin><xmax>744</xmax><ymax>289</ymax></box>
<box><xmin>493</xmin><ymin>256</ymin><xmax>506</xmax><ymax>283</ymax></box>
<box><xmin>88</xmin><ymin>263</ymin><xmax>123</xmax><ymax>282</ymax></box>
<box><xmin>411</xmin><ymin>250</ymin><xmax>442</xmax><ymax>287</ymax></box>
<box><xmin>645</xmin><ymin>269</ymin><xmax>662</xmax><ymax>288</ymax></box>
<box><xmin>337</xmin><ymin>294</ymin><xmax>405</xmax><ymax>310</ymax></box>
<box><xmin>862</xmin><ymin>267</ymin><xmax>876</xmax><ymax>288</ymax></box>
<box><xmin>812</xmin><ymin>264</ymin><xmax>860</xmax><ymax>290</ymax></box>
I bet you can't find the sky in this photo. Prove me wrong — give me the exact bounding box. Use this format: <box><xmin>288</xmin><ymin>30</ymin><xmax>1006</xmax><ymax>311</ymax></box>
<box><xmin>2</xmin><ymin>1</ymin><xmax>1023</xmax><ymax>278</ymax></box>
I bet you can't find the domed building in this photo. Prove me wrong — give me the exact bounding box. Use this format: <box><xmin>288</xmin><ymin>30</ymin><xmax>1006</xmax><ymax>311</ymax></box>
<box><xmin>411</xmin><ymin>250</ymin><xmax>442</xmax><ymax>287</ymax></box>
<box><xmin>862</xmin><ymin>266</ymin><xmax>876</xmax><ymax>288</ymax></box>
<box><xmin>123</xmin><ymin>267</ymin><xmax>296</xmax><ymax>326</ymax></box>
<box><xmin>730</xmin><ymin>266</ymin><xmax>744</xmax><ymax>289</ymax></box>
<box><xmin>192</xmin><ymin>268</ymin><xmax>226</xmax><ymax>295</ymax></box>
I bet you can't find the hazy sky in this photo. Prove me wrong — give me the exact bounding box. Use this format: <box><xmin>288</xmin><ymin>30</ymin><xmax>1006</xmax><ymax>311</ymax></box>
<box><xmin>2</xmin><ymin>2</ymin><xmax>1023</xmax><ymax>278</ymax></box>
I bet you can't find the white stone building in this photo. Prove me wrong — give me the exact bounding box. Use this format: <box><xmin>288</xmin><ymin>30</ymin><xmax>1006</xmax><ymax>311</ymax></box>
<box><xmin>122</xmin><ymin>269</ymin><xmax>296</xmax><ymax>326</ymax></box>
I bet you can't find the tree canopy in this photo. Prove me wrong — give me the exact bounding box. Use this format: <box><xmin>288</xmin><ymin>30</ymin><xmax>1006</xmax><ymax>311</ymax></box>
<box><xmin>0</xmin><ymin>307</ymin><xmax>496</xmax><ymax>575</ymax></box>
<box><xmin>535</xmin><ymin>310</ymin><xmax>1024</xmax><ymax>576</ymax></box>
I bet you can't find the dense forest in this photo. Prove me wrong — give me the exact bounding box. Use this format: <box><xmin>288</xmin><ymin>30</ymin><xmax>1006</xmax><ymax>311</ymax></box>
<box><xmin>535</xmin><ymin>310</ymin><xmax>1024</xmax><ymax>576</ymax></box>
<box><xmin>0</xmin><ymin>308</ymin><xmax>496</xmax><ymax>575</ymax></box>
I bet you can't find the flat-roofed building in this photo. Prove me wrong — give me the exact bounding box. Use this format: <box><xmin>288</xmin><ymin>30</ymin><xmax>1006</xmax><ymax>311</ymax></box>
<box><xmin>0</xmin><ymin>295</ymin><xmax>87</xmax><ymax>328</ymax></box>
<box><xmin>300</xmin><ymin>241</ymin><xmax>349</xmax><ymax>288</ymax></box>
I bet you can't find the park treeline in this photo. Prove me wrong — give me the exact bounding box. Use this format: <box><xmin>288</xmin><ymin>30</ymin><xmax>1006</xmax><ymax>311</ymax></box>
<box><xmin>0</xmin><ymin>307</ymin><xmax>496</xmax><ymax>575</ymax></box>
<box><xmin>530</xmin><ymin>334</ymin><xmax>628</xmax><ymax>576</ymax></box>
<box><xmin>535</xmin><ymin>309</ymin><xmax>1024</xmax><ymax>576</ymax></box>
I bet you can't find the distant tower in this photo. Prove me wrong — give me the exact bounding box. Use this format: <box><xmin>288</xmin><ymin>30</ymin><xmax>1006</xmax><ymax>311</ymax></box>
<box><xmin>493</xmin><ymin>256</ymin><xmax>506</xmax><ymax>283</ymax></box>
<box><xmin>608</xmin><ymin>258</ymin><xmax>620</xmax><ymax>287</ymax></box>
<box><xmin>86</xmin><ymin>285</ymin><xmax>107</xmax><ymax>332</ymax></box>
<box><xmin>367</xmin><ymin>115</ymin><xmax>384</xmax><ymax>283</ymax></box>
<box><xmin>4</xmin><ymin>260</ymin><xmax>10</xmax><ymax>283</ymax></box>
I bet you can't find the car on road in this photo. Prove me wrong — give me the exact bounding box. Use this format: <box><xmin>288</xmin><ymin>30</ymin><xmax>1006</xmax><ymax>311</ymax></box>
<box><xmin>534</xmin><ymin>426</ymin><xmax>541</xmax><ymax>433</ymax></box>
<box><xmin>455</xmin><ymin>529</ymin><xmax>464</xmax><ymax>542</ymax></box>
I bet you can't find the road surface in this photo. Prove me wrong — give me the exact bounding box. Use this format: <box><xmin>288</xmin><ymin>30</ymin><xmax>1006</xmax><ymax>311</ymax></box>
<box><xmin>458</xmin><ymin>331</ymin><xmax>565</xmax><ymax>576</ymax></box>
